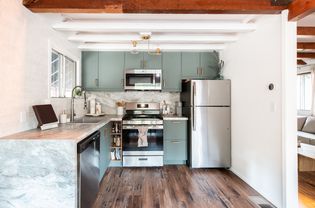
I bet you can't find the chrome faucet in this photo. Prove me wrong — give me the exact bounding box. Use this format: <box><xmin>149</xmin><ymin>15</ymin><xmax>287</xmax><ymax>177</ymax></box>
<box><xmin>71</xmin><ymin>86</ymin><xmax>87</xmax><ymax>122</ymax></box>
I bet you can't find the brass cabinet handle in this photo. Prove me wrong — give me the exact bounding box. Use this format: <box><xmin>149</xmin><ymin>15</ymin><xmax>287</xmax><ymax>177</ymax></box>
<box><xmin>171</xmin><ymin>140</ymin><xmax>181</xmax><ymax>144</ymax></box>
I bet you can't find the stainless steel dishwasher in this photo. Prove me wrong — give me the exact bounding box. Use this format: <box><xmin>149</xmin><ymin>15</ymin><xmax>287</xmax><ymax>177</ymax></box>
<box><xmin>77</xmin><ymin>131</ymin><xmax>100</xmax><ymax>208</ymax></box>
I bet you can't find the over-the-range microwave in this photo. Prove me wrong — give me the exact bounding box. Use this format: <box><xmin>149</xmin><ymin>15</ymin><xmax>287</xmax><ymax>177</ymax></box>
<box><xmin>124</xmin><ymin>69</ymin><xmax>162</xmax><ymax>91</ymax></box>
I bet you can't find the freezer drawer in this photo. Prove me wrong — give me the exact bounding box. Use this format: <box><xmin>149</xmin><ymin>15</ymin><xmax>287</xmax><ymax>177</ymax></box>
<box><xmin>190</xmin><ymin>106</ymin><xmax>231</xmax><ymax>168</ymax></box>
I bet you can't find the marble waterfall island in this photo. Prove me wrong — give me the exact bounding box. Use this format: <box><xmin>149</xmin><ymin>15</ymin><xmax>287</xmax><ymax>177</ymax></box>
<box><xmin>0</xmin><ymin>140</ymin><xmax>77</xmax><ymax>208</ymax></box>
<box><xmin>0</xmin><ymin>118</ymin><xmax>118</xmax><ymax>208</ymax></box>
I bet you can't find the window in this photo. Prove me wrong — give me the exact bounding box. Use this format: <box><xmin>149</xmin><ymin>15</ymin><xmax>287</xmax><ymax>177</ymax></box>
<box><xmin>297</xmin><ymin>73</ymin><xmax>312</xmax><ymax>112</ymax></box>
<box><xmin>50</xmin><ymin>50</ymin><xmax>77</xmax><ymax>98</ymax></box>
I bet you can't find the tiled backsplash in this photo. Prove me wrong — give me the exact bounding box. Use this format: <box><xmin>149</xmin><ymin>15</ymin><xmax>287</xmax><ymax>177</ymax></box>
<box><xmin>86</xmin><ymin>91</ymin><xmax>180</xmax><ymax>115</ymax></box>
<box><xmin>50</xmin><ymin>91</ymin><xmax>180</xmax><ymax>118</ymax></box>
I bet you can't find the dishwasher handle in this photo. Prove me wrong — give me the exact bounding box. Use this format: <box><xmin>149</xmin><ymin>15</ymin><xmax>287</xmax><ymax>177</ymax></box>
<box><xmin>77</xmin><ymin>131</ymin><xmax>100</xmax><ymax>153</ymax></box>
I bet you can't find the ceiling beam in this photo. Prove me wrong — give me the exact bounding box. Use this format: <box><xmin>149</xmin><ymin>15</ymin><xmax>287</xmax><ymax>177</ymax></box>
<box><xmin>288</xmin><ymin>0</ymin><xmax>315</xmax><ymax>21</ymax></box>
<box><xmin>53</xmin><ymin>21</ymin><xmax>256</xmax><ymax>33</ymax></box>
<box><xmin>23</xmin><ymin>0</ymin><xmax>286</xmax><ymax>14</ymax></box>
<box><xmin>78</xmin><ymin>43</ymin><xmax>225</xmax><ymax>51</ymax></box>
<box><xmin>297</xmin><ymin>43</ymin><xmax>315</xmax><ymax>50</ymax></box>
<box><xmin>68</xmin><ymin>33</ymin><xmax>238</xmax><ymax>43</ymax></box>
<box><xmin>297</xmin><ymin>59</ymin><xmax>307</xmax><ymax>65</ymax></box>
<box><xmin>297</xmin><ymin>53</ymin><xmax>315</xmax><ymax>59</ymax></box>
<box><xmin>297</xmin><ymin>27</ymin><xmax>315</xmax><ymax>36</ymax></box>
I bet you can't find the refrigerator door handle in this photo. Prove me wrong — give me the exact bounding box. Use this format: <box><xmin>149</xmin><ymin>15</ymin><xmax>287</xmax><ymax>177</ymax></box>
<box><xmin>193</xmin><ymin>82</ymin><xmax>196</xmax><ymax>130</ymax></box>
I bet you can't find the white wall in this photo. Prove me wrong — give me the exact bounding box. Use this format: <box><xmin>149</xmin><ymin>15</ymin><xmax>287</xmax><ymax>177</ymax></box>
<box><xmin>222</xmin><ymin>14</ymin><xmax>297</xmax><ymax>207</ymax></box>
<box><xmin>281</xmin><ymin>11</ymin><xmax>298</xmax><ymax>208</ymax></box>
<box><xmin>0</xmin><ymin>0</ymin><xmax>80</xmax><ymax>137</ymax></box>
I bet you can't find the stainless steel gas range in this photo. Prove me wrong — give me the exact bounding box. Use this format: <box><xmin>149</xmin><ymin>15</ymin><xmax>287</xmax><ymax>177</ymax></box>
<box><xmin>122</xmin><ymin>102</ymin><xmax>163</xmax><ymax>167</ymax></box>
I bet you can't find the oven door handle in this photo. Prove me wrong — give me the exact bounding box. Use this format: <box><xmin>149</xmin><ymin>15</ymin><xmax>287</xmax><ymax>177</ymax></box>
<box><xmin>123</xmin><ymin>125</ymin><xmax>163</xmax><ymax>130</ymax></box>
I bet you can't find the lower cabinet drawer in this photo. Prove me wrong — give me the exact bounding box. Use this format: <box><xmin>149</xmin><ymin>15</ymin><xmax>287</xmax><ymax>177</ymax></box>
<box><xmin>164</xmin><ymin>140</ymin><xmax>187</xmax><ymax>163</ymax></box>
<box><xmin>123</xmin><ymin>156</ymin><xmax>163</xmax><ymax>167</ymax></box>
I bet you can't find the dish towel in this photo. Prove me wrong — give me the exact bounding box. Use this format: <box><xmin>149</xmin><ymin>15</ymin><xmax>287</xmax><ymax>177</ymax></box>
<box><xmin>137</xmin><ymin>126</ymin><xmax>149</xmax><ymax>147</ymax></box>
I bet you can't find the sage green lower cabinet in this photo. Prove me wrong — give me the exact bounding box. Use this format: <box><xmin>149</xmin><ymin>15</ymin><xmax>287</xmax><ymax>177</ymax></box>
<box><xmin>82</xmin><ymin>51</ymin><xmax>99</xmax><ymax>90</ymax></box>
<box><xmin>98</xmin><ymin>52</ymin><xmax>125</xmax><ymax>91</ymax></box>
<box><xmin>100</xmin><ymin>122</ymin><xmax>111</xmax><ymax>181</ymax></box>
<box><xmin>163</xmin><ymin>120</ymin><xmax>188</xmax><ymax>165</ymax></box>
<box><xmin>162</xmin><ymin>52</ymin><xmax>182</xmax><ymax>92</ymax></box>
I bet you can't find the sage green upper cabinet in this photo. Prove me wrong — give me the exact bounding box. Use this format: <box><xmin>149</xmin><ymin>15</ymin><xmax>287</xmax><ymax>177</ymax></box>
<box><xmin>124</xmin><ymin>52</ymin><xmax>143</xmax><ymax>69</ymax></box>
<box><xmin>181</xmin><ymin>52</ymin><xmax>219</xmax><ymax>79</ymax></box>
<box><xmin>125</xmin><ymin>52</ymin><xmax>162</xmax><ymax>69</ymax></box>
<box><xmin>181</xmin><ymin>52</ymin><xmax>200</xmax><ymax>78</ymax></box>
<box><xmin>143</xmin><ymin>53</ymin><xmax>162</xmax><ymax>68</ymax></box>
<box><xmin>98</xmin><ymin>52</ymin><xmax>125</xmax><ymax>91</ymax></box>
<box><xmin>162</xmin><ymin>52</ymin><xmax>181</xmax><ymax>92</ymax></box>
<box><xmin>200</xmin><ymin>52</ymin><xmax>218</xmax><ymax>79</ymax></box>
<box><xmin>82</xmin><ymin>51</ymin><xmax>99</xmax><ymax>90</ymax></box>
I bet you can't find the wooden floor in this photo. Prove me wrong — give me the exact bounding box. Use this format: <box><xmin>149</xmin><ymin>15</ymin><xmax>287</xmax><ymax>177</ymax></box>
<box><xmin>93</xmin><ymin>166</ymin><xmax>269</xmax><ymax>208</ymax></box>
<box><xmin>299</xmin><ymin>171</ymin><xmax>315</xmax><ymax>208</ymax></box>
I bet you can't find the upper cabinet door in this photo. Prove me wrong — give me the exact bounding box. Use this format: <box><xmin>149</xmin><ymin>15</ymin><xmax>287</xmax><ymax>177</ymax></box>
<box><xmin>143</xmin><ymin>53</ymin><xmax>162</xmax><ymax>69</ymax></box>
<box><xmin>162</xmin><ymin>52</ymin><xmax>182</xmax><ymax>92</ymax></box>
<box><xmin>200</xmin><ymin>52</ymin><xmax>219</xmax><ymax>79</ymax></box>
<box><xmin>98</xmin><ymin>52</ymin><xmax>125</xmax><ymax>91</ymax></box>
<box><xmin>82</xmin><ymin>51</ymin><xmax>99</xmax><ymax>90</ymax></box>
<box><xmin>124</xmin><ymin>52</ymin><xmax>144</xmax><ymax>69</ymax></box>
<box><xmin>181</xmin><ymin>52</ymin><xmax>200</xmax><ymax>79</ymax></box>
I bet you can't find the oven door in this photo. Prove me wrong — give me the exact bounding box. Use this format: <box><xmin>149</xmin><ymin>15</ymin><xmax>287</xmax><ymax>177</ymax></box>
<box><xmin>124</xmin><ymin>69</ymin><xmax>162</xmax><ymax>90</ymax></box>
<box><xmin>122</xmin><ymin>125</ymin><xmax>163</xmax><ymax>156</ymax></box>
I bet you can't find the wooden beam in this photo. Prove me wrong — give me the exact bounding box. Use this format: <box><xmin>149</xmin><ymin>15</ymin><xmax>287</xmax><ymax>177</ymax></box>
<box><xmin>297</xmin><ymin>27</ymin><xmax>315</xmax><ymax>36</ymax></box>
<box><xmin>288</xmin><ymin>0</ymin><xmax>315</xmax><ymax>21</ymax></box>
<box><xmin>23</xmin><ymin>0</ymin><xmax>286</xmax><ymax>14</ymax></box>
<box><xmin>297</xmin><ymin>53</ymin><xmax>315</xmax><ymax>59</ymax></box>
<box><xmin>297</xmin><ymin>59</ymin><xmax>307</xmax><ymax>65</ymax></box>
<box><xmin>298</xmin><ymin>43</ymin><xmax>315</xmax><ymax>50</ymax></box>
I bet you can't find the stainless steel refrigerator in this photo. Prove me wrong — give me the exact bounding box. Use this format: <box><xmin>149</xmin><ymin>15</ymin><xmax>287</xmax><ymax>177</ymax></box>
<box><xmin>181</xmin><ymin>80</ymin><xmax>231</xmax><ymax>168</ymax></box>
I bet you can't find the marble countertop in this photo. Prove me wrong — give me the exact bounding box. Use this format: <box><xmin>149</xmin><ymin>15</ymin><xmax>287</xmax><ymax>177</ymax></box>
<box><xmin>1</xmin><ymin>115</ymin><xmax>123</xmax><ymax>143</ymax></box>
<box><xmin>163</xmin><ymin>115</ymin><xmax>188</xmax><ymax>120</ymax></box>
<box><xmin>0</xmin><ymin>114</ymin><xmax>187</xmax><ymax>143</ymax></box>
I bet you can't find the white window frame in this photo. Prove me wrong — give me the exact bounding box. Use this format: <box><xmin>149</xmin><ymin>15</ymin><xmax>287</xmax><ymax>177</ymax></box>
<box><xmin>48</xmin><ymin>42</ymin><xmax>80</xmax><ymax>99</ymax></box>
<box><xmin>297</xmin><ymin>72</ymin><xmax>312</xmax><ymax>116</ymax></box>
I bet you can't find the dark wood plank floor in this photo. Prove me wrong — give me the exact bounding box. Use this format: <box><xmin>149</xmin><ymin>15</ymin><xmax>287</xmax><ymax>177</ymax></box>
<box><xmin>299</xmin><ymin>171</ymin><xmax>315</xmax><ymax>208</ymax></box>
<box><xmin>93</xmin><ymin>166</ymin><xmax>266</xmax><ymax>208</ymax></box>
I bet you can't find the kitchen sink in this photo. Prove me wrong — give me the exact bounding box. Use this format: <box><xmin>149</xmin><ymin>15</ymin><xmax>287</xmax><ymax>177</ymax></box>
<box><xmin>73</xmin><ymin>117</ymin><xmax>105</xmax><ymax>123</ymax></box>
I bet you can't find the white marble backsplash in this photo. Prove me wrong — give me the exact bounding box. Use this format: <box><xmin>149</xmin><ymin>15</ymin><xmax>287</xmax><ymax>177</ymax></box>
<box><xmin>49</xmin><ymin>91</ymin><xmax>180</xmax><ymax>119</ymax></box>
<box><xmin>86</xmin><ymin>91</ymin><xmax>180</xmax><ymax>114</ymax></box>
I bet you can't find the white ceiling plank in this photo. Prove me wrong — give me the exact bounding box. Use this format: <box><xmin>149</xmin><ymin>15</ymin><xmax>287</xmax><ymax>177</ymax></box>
<box><xmin>53</xmin><ymin>20</ymin><xmax>256</xmax><ymax>33</ymax></box>
<box><xmin>78</xmin><ymin>43</ymin><xmax>225</xmax><ymax>52</ymax></box>
<box><xmin>68</xmin><ymin>33</ymin><xmax>238</xmax><ymax>43</ymax></box>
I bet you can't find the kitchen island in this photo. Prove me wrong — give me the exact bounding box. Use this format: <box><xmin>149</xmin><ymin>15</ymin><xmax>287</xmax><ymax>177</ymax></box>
<box><xmin>0</xmin><ymin>115</ymin><xmax>122</xmax><ymax>208</ymax></box>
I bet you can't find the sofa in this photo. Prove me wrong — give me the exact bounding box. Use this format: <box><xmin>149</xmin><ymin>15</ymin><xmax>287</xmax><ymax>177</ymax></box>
<box><xmin>297</xmin><ymin>116</ymin><xmax>315</xmax><ymax>146</ymax></box>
